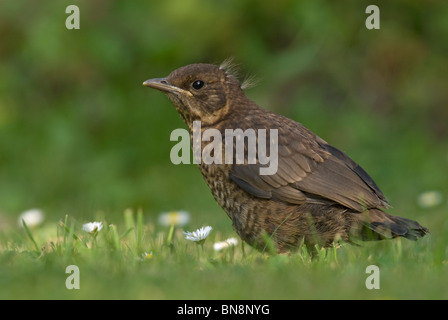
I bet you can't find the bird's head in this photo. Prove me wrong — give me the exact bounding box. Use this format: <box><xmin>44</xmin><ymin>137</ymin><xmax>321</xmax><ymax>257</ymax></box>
<box><xmin>143</xmin><ymin>62</ymin><xmax>252</xmax><ymax>129</ymax></box>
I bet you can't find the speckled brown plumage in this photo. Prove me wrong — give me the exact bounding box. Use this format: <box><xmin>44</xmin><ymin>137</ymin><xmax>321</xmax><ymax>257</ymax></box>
<box><xmin>143</xmin><ymin>62</ymin><xmax>429</xmax><ymax>253</ymax></box>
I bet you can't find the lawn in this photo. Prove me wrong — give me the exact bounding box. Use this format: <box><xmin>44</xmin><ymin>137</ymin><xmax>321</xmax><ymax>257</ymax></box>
<box><xmin>0</xmin><ymin>205</ymin><xmax>445</xmax><ymax>300</ymax></box>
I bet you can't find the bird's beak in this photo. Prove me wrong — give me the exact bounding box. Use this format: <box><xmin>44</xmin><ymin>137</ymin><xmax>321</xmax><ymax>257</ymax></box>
<box><xmin>143</xmin><ymin>78</ymin><xmax>192</xmax><ymax>97</ymax></box>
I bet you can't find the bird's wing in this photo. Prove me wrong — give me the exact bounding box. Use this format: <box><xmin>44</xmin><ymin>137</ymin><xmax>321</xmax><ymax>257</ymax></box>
<box><xmin>229</xmin><ymin>116</ymin><xmax>390</xmax><ymax>212</ymax></box>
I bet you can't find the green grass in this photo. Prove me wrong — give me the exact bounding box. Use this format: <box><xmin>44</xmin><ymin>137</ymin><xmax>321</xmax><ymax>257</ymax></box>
<box><xmin>0</xmin><ymin>208</ymin><xmax>445</xmax><ymax>300</ymax></box>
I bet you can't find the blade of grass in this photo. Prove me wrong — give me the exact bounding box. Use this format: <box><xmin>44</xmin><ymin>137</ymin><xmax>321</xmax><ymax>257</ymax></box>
<box><xmin>22</xmin><ymin>219</ymin><xmax>41</xmax><ymax>254</ymax></box>
<box><xmin>64</xmin><ymin>222</ymin><xmax>75</xmax><ymax>259</ymax></box>
<box><xmin>136</xmin><ymin>208</ymin><xmax>144</xmax><ymax>253</ymax></box>
<box><xmin>166</xmin><ymin>224</ymin><xmax>175</xmax><ymax>245</ymax></box>
<box><xmin>124</xmin><ymin>208</ymin><xmax>135</xmax><ymax>230</ymax></box>
<box><xmin>109</xmin><ymin>224</ymin><xmax>120</xmax><ymax>251</ymax></box>
<box><xmin>261</xmin><ymin>212</ymin><xmax>294</xmax><ymax>254</ymax></box>
<box><xmin>261</xmin><ymin>232</ymin><xmax>277</xmax><ymax>255</ymax></box>
<box><xmin>120</xmin><ymin>227</ymin><xmax>134</xmax><ymax>240</ymax></box>
<box><xmin>59</xmin><ymin>221</ymin><xmax>88</xmax><ymax>247</ymax></box>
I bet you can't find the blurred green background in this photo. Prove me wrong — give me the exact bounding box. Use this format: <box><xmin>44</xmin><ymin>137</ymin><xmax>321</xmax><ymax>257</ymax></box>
<box><xmin>0</xmin><ymin>0</ymin><xmax>447</xmax><ymax>233</ymax></box>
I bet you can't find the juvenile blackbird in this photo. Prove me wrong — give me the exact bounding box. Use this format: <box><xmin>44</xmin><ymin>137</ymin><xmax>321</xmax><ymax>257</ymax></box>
<box><xmin>143</xmin><ymin>62</ymin><xmax>429</xmax><ymax>253</ymax></box>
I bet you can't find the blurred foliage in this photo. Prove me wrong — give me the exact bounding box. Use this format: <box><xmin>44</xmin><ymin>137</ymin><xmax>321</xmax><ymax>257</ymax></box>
<box><xmin>0</xmin><ymin>0</ymin><xmax>447</xmax><ymax>229</ymax></box>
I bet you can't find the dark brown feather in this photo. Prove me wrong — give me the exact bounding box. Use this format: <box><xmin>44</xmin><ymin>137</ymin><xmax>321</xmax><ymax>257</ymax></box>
<box><xmin>229</xmin><ymin>111</ymin><xmax>390</xmax><ymax>212</ymax></box>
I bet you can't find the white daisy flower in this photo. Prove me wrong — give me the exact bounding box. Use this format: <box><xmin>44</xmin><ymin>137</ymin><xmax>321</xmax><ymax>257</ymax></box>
<box><xmin>184</xmin><ymin>226</ymin><xmax>212</xmax><ymax>242</ymax></box>
<box><xmin>213</xmin><ymin>237</ymin><xmax>238</xmax><ymax>251</ymax></box>
<box><xmin>158</xmin><ymin>210</ymin><xmax>190</xmax><ymax>227</ymax></box>
<box><xmin>417</xmin><ymin>190</ymin><xmax>443</xmax><ymax>208</ymax></box>
<box><xmin>82</xmin><ymin>221</ymin><xmax>103</xmax><ymax>233</ymax></box>
<box><xmin>18</xmin><ymin>208</ymin><xmax>44</xmax><ymax>228</ymax></box>
<box><xmin>140</xmin><ymin>251</ymin><xmax>153</xmax><ymax>261</ymax></box>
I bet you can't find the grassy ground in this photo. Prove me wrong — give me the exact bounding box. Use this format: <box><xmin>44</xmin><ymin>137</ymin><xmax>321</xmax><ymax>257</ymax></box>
<box><xmin>0</xmin><ymin>206</ymin><xmax>445</xmax><ymax>300</ymax></box>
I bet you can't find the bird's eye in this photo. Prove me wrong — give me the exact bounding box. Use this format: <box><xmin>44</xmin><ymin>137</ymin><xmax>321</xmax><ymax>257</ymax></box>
<box><xmin>192</xmin><ymin>80</ymin><xmax>204</xmax><ymax>90</ymax></box>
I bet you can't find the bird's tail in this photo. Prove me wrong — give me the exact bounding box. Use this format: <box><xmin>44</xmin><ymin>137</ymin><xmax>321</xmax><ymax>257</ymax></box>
<box><xmin>354</xmin><ymin>209</ymin><xmax>429</xmax><ymax>241</ymax></box>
